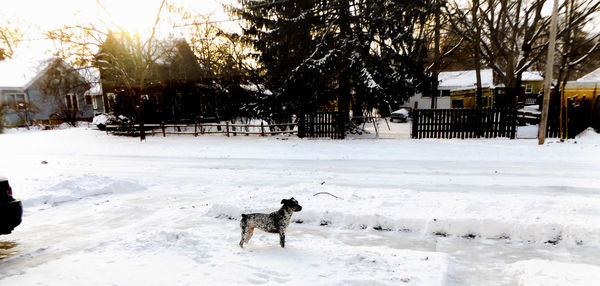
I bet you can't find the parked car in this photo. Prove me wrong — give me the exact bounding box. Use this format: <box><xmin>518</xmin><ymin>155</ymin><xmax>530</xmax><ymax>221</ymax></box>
<box><xmin>0</xmin><ymin>176</ymin><xmax>22</xmax><ymax>234</ymax></box>
<box><xmin>390</xmin><ymin>108</ymin><xmax>411</xmax><ymax>123</ymax></box>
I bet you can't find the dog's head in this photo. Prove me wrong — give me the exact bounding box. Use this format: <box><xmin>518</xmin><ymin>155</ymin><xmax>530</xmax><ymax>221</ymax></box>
<box><xmin>281</xmin><ymin>197</ymin><xmax>302</xmax><ymax>212</ymax></box>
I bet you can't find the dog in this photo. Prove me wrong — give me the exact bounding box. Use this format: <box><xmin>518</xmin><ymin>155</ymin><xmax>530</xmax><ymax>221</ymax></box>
<box><xmin>239</xmin><ymin>198</ymin><xmax>302</xmax><ymax>248</ymax></box>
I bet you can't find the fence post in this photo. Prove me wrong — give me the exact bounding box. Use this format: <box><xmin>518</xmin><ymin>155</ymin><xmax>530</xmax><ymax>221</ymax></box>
<box><xmin>298</xmin><ymin>114</ymin><xmax>305</xmax><ymax>138</ymax></box>
<box><xmin>162</xmin><ymin>122</ymin><xmax>166</xmax><ymax>137</ymax></box>
<box><xmin>261</xmin><ymin>122</ymin><xmax>265</xmax><ymax>136</ymax></box>
<box><xmin>411</xmin><ymin>110</ymin><xmax>418</xmax><ymax>138</ymax></box>
<box><xmin>226</xmin><ymin>122</ymin><xmax>230</xmax><ymax>137</ymax></box>
<box><xmin>194</xmin><ymin>121</ymin><xmax>198</xmax><ymax>137</ymax></box>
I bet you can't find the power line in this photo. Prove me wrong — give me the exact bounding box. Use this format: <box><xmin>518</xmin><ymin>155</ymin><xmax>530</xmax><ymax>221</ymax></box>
<box><xmin>176</xmin><ymin>1</ymin><xmax>368</xmax><ymax>28</ymax></box>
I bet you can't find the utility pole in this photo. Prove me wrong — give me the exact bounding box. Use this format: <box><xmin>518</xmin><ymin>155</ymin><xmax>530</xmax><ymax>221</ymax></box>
<box><xmin>431</xmin><ymin>0</ymin><xmax>441</xmax><ymax>109</ymax></box>
<box><xmin>472</xmin><ymin>0</ymin><xmax>483</xmax><ymax>108</ymax></box>
<box><xmin>538</xmin><ymin>0</ymin><xmax>559</xmax><ymax>145</ymax></box>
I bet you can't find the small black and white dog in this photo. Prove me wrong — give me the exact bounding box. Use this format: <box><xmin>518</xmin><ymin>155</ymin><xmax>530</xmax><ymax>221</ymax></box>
<box><xmin>239</xmin><ymin>198</ymin><xmax>302</xmax><ymax>248</ymax></box>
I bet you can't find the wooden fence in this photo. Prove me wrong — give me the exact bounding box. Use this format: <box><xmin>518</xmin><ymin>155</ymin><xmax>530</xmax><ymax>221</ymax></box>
<box><xmin>106</xmin><ymin>122</ymin><xmax>297</xmax><ymax>137</ymax></box>
<box><xmin>298</xmin><ymin>112</ymin><xmax>345</xmax><ymax>139</ymax></box>
<box><xmin>546</xmin><ymin>105</ymin><xmax>588</xmax><ymax>139</ymax></box>
<box><xmin>411</xmin><ymin>108</ymin><xmax>517</xmax><ymax>139</ymax></box>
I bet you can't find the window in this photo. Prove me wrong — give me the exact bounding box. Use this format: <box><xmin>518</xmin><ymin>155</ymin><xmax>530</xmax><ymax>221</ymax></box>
<box><xmin>525</xmin><ymin>84</ymin><xmax>533</xmax><ymax>94</ymax></box>
<box><xmin>85</xmin><ymin>95</ymin><xmax>92</xmax><ymax>105</ymax></box>
<box><xmin>65</xmin><ymin>94</ymin><xmax>72</xmax><ymax>109</ymax></box>
<box><xmin>3</xmin><ymin>93</ymin><xmax>26</xmax><ymax>111</ymax></box>
<box><xmin>482</xmin><ymin>97</ymin><xmax>489</xmax><ymax>107</ymax></box>
<box><xmin>65</xmin><ymin>94</ymin><xmax>78</xmax><ymax>110</ymax></box>
<box><xmin>452</xmin><ymin>99</ymin><xmax>464</xmax><ymax>108</ymax></box>
<box><xmin>92</xmin><ymin>95</ymin><xmax>98</xmax><ymax>109</ymax></box>
<box><xmin>3</xmin><ymin>94</ymin><xmax>16</xmax><ymax>109</ymax></box>
<box><xmin>106</xmin><ymin>93</ymin><xmax>116</xmax><ymax>110</ymax></box>
<box><xmin>441</xmin><ymin>90</ymin><xmax>451</xmax><ymax>97</ymax></box>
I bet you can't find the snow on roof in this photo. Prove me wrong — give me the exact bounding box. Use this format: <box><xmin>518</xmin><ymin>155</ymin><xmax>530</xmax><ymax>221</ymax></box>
<box><xmin>522</xmin><ymin>71</ymin><xmax>544</xmax><ymax>81</ymax></box>
<box><xmin>577</xmin><ymin>67</ymin><xmax>600</xmax><ymax>82</ymax></box>
<box><xmin>78</xmin><ymin>66</ymin><xmax>102</xmax><ymax>95</ymax></box>
<box><xmin>438</xmin><ymin>69</ymin><xmax>494</xmax><ymax>90</ymax></box>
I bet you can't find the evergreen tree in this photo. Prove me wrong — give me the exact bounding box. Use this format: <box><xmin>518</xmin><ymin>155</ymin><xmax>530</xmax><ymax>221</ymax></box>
<box><xmin>230</xmin><ymin>0</ymin><xmax>436</xmax><ymax>124</ymax></box>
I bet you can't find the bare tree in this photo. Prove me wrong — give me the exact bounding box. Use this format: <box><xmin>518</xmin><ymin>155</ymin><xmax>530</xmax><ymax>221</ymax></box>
<box><xmin>0</xmin><ymin>21</ymin><xmax>21</xmax><ymax>60</ymax></box>
<box><xmin>47</xmin><ymin>0</ymin><xmax>169</xmax><ymax>141</ymax></box>
<box><xmin>553</xmin><ymin>0</ymin><xmax>600</xmax><ymax>86</ymax></box>
<box><xmin>446</xmin><ymin>0</ymin><xmax>600</xmax><ymax>106</ymax></box>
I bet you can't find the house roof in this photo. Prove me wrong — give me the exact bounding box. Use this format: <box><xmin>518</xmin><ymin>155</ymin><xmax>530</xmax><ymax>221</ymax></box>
<box><xmin>438</xmin><ymin>69</ymin><xmax>494</xmax><ymax>90</ymax></box>
<box><xmin>522</xmin><ymin>71</ymin><xmax>544</xmax><ymax>81</ymax></box>
<box><xmin>577</xmin><ymin>67</ymin><xmax>600</xmax><ymax>82</ymax></box>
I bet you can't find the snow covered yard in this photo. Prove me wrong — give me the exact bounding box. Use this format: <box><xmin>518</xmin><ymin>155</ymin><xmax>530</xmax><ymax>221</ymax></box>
<box><xmin>1</xmin><ymin>126</ymin><xmax>600</xmax><ymax>285</ymax></box>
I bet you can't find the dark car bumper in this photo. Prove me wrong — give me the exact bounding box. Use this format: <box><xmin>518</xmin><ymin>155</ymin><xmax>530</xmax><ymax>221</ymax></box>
<box><xmin>0</xmin><ymin>200</ymin><xmax>22</xmax><ymax>234</ymax></box>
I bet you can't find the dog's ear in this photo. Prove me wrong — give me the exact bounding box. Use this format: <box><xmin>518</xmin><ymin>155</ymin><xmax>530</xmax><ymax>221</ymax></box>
<box><xmin>281</xmin><ymin>199</ymin><xmax>287</xmax><ymax>204</ymax></box>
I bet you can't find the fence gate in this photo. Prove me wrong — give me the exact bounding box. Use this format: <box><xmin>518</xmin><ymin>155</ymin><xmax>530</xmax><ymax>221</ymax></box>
<box><xmin>298</xmin><ymin>112</ymin><xmax>345</xmax><ymax>139</ymax></box>
<box><xmin>411</xmin><ymin>108</ymin><xmax>517</xmax><ymax>139</ymax></box>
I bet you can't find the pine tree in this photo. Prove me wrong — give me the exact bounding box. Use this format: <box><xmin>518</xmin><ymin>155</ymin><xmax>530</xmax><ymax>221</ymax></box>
<box><xmin>230</xmin><ymin>0</ymin><xmax>436</xmax><ymax>124</ymax></box>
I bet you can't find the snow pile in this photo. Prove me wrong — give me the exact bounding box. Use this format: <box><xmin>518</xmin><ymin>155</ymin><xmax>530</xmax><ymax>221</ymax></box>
<box><xmin>575</xmin><ymin>127</ymin><xmax>600</xmax><ymax>143</ymax></box>
<box><xmin>1</xmin><ymin>122</ymin><xmax>87</xmax><ymax>134</ymax></box>
<box><xmin>92</xmin><ymin>113</ymin><xmax>111</xmax><ymax>126</ymax></box>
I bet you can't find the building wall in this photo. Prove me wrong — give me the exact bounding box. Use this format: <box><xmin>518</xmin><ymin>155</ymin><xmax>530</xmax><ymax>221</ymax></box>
<box><xmin>563</xmin><ymin>82</ymin><xmax>599</xmax><ymax>103</ymax></box>
<box><xmin>26</xmin><ymin>69</ymin><xmax>94</xmax><ymax>123</ymax></box>
<box><xmin>1</xmin><ymin>81</ymin><xmax>95</xmax><ymax>127</ymax></box>
<box><xmin>404</xmin><ymin>92</ymin><xmax>451</xmax><ymax>109</ymax></box>
<box><xmin>523</xmin><ymin>80</ymin><xmax>544</xmax><ymax>95</ymax></box>
<box><xmin>450</xmin><ymin>88</ymin><xmax>493</xmax><ymax>108</ymax></box>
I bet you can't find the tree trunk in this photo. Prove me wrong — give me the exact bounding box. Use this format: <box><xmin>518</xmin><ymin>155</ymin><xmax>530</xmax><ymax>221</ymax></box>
<box><xmin>338</xmin><ymin>0</ymin><xmax>352</xmax><ymax>128</ymax></box>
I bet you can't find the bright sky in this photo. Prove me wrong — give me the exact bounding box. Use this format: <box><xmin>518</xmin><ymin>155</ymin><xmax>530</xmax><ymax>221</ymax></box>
<box><xmin>2</xmin><ymin>0</ymin><xmax>236</xmax><ymax>57</ymax></box>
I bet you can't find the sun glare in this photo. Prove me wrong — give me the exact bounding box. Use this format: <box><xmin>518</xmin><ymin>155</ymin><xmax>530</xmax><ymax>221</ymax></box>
<box><xmin>99</xmin><ymin>1</ymin><xmax>164</xmax><ymax>36</ymax></box>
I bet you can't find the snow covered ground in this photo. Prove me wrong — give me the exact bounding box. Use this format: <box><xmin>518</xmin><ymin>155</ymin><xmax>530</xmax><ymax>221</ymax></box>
<box><xmin>1</xmin><ymin>124</ymin><xmax>599</xmax><ymax>285</ymax></box>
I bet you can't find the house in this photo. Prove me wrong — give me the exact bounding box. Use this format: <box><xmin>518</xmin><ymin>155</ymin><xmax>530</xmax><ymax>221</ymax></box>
<box><xmin>521</xmin><ymin>71</ymin><xmax>544</xmax><ymax>105</ymax></box>
<box><xmin>403</xmin><ymin>69</ymin><xmax>494</xmax><ymax>109</ymax></box>
<box><xmin>0</xmin><ymin>57</ymin><xmax>94</xmax><ymax>127</ymax></box>
<box><xmin>563</xmin><ymin>67</ymin><xmax>600</xmax><ymax>104</ymax></box>
<box><xmin>96</xmin><ymin>34</ymin><xmax>214</xmax><ymax>123</ymax></box>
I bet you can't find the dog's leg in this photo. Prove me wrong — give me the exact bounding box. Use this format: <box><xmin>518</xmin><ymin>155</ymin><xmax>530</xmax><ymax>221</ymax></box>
<box><xmin>239</xmin><ymin>218</ymin><xmax>248</xmax><ymax>248</ymax></box>
<box><xmin>239</xmin><ymin>230</ymin><xmax>246</xmax><ymax>248</ymax></box>
<box><xmin>240</xmin><ymin>226</ymin><xmax>254</xmax><ymax>248</ymax></box>
<box><xmin>279</xmin><ymin>229</ymin><xmax>285</xmax><ymax>248</ymax></box>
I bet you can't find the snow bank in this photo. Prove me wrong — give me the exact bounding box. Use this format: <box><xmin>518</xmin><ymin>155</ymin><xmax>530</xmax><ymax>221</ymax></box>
<box><xmin>575</xmin><ymin>127</ymin><xmax>600</xmax><ymax>143</ymax></box>
<box><xmin>23</xmin><ymin>175</ymin><xmax>147</xmax><ymax>210</ymax></box>
<box><xmin>510</xmin><ymin>260</ymin><xmax>600</xmax><ymax>286</ymax></box>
